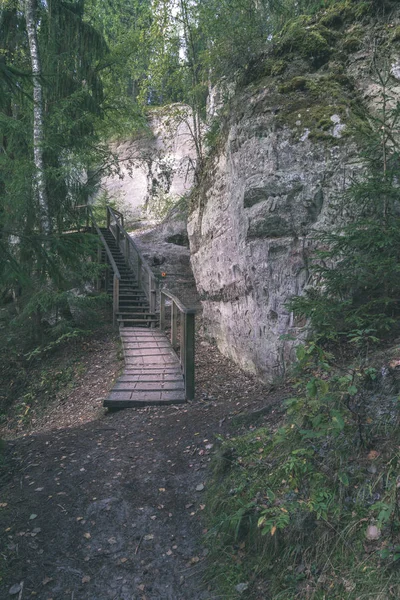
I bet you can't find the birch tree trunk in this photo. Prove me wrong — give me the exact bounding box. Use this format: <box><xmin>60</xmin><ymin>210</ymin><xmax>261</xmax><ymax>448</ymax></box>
<box><xmin>25</xmin><ymin>0</ymin><xmax>52</xmax><ymax>235</ymax></box>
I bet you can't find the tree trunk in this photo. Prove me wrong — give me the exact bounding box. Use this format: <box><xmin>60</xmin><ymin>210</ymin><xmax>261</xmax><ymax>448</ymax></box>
<box><xmin>25</xmin><ymin>0</ymin><xmax>52</xmax><ymax>235</ymax></box>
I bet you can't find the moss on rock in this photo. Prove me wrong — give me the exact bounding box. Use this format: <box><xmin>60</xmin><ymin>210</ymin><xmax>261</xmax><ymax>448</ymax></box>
<box><xmin>275</xmin><ymin>17</ymin><xmax>338</xmax><ymax>68</ymax></box>
<box><xmin>320</xmin><ymin>0</ymin><xmax>372</xmax><ymax>28</ymax></box>
<box><xmin>278</xmin><ymin>76</ymin><xmax>309</xmax><ymax>93</ymax></box>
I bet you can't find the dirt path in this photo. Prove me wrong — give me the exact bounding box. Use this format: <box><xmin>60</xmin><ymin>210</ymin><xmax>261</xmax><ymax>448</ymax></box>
<box><xmin>0</xmin><ymin>334</ymin><xmax>283</xmax><ymax>600</ymax></box>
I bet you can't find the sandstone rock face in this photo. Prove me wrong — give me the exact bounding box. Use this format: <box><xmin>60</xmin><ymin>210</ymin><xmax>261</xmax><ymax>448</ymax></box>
<box><xmin>189</xmin><ymin>0</ymin><xmax>400</xmax><ymax>380</ymax></box>
<box><xmin>188</xmin><ymin>82</ymin><xmax>361</xmax><ymax>380</ymax></box>
<box><xmin>103</xmin><ymin>106</ymin><xmax>197</xmax><ymax>221</ymax></box>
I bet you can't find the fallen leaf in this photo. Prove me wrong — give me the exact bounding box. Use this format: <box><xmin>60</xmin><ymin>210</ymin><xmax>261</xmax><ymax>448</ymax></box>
<box><xmin>195</xmin><ymin>484</ymin><xmax>204</xmax><ymax>492</ymax></box>
<box><xmin>144</xmin><ymin>534</ymin><xmax>154</xmax><ymax>541</ymax></box>
<box><xmin>271</xmin><ymin>526</ymin><xmax>277</xmax><ymax>536</ymax></box>
<box><xmin>368</xmin><ymin>450</ymin><xmax>380</xmax><ymax>460</ymax></box>
<box><xmin>82</xmin><ymin>576</ymin><xmax>91</xmax><ymax>584</ymax></box>
<box><xmin>42</xmin><ymin>577</ymin><xmax>53</xmax><ymax>586</ymax></box>
<box><xmin>190</xmin><ymin>556</ymin><xmax>200</xmax><ymax>564</ymax></box>
<box><xmin>108</xmin><ymin>537</ymin><xmax>117</xmax><ymax>544</ymax></box>
<box><xmin>0</xmin><ymin>503</ymin><xmax>8</xmax><ymax>508</ymax></box>
<box><xmin>83</xmin><ymin>533</ymin><xmax>91</xmax><ymax>539</ymax></box>
<box><xmin>9</xmin><ymin>583</ymin><xmax>22</xmax><ymax>595</ymax></box>
<box><xmin>29</xmin><ymin>514</ymin><xmax>37</xmax><ymax>520</ymax></box>
<box><xmin>158</xmin><ymin>488</ymin><xmax>166</xmax><ymax>492</ymax></box>
<box><xmin>236</xmin><ymin>582</ymin><xmax>249</xmax><ymax>594</ymax></box>
<box><xmin>366</xmin><ymin>525</ymin><xmax>381</xmax><ymax>540</ymax></box>
<box><xmin>120</xmin><ymin>558</ymin><xmax>128</xmax><ymax>563</ymax></box>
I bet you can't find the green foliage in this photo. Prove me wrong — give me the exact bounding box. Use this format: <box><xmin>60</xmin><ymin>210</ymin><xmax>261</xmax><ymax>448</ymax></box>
<box><xmin>205</xmin><ymin>342</ymin><xmax>400</xmax><ymax>598</ymax></box>
<box><xmin>0</xmin><ymin>0</ymin><xmax>123</xmax><ymax>345</ymax></box>
<box><xmin>289</xmin><ymin>67</ymin><xmax>400</xmax><ymax>344</ymax></box>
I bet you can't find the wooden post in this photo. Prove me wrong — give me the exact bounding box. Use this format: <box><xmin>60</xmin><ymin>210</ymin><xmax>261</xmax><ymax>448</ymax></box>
<box><xmin>96</xmin><ymin>244</ymin><xmax>102</xmax><ymax>291</ymax></box>
<box><xmin>171</xmin><ymin>302</ymin><xmax>178</xmax><ymax>350</ymax></box>
<box><xmin>160</xmin><ymin>292</ymin><xmax>165</xmax><ymax>330</ymax></box>
<box><xmin>183</xmin><ymin>312</ymin><xmax>195</xmax><ymax>401</ymax></box>
<box><xmin>113</xmin><ymin>275</ymin><xmax>119</xmax><ymax>327</ymax></box>
<box><xmin>125</xmin><ymin>236</ymin><xmax>130</xmax><ymax>264</ymax></box>
<box><xmin>105</xmin><ymin>264</ymin><xmax>110</xmax><ymax>295</ymax></box>
<box><xmin>107</xmin><ymin>207</ymin><xmax>110</xmax><ymax>230</ymax></box>
<box><xmin>149</xmin><ymin>273</ymin><xmax>154</xmax><ymax>311</ymax></box>
<box><xmin>180</xmin><ymin>312</ymin><xmax>186</xmax><ymax>369</ymax></box>
<box><xmin>137</xmin><ymin>256</ymin><xmax>142</xmax><ymax>286</ymax></box>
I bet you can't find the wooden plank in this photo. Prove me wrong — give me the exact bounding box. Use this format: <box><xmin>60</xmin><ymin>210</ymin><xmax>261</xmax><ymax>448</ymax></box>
<box><xmin>118</xmin><ymin>374</ymin><xmax>183</xmax><ymax>382</ymax></box>
<box><xmin>123</xmin><ymin>368</ymin><xmax>182</xmax><ymax>375</ymax></box>
<box><xmin>124</xmin><ymin>349</ymin><xmax>176</xmax><ymax>357</ymax></box>
<box><xmin>123</xmin><ymin>343</ymin><xmax>171</xmax><ymax>349</ymax></box>
<box><xmin>113</xmin><ymin>381</ymin><xmax>184</xmax><ymax>391</ymax></box>
<box><xmin>104</xmin><ymin>396</ymin><xmax>185</xmax><ymax>409</ymax></box>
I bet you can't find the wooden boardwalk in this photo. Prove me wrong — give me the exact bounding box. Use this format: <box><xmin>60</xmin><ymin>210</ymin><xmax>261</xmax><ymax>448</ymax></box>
<box><xmin>104</xmin><ymin>328</ymin><xmax>186</xmax><ymax>408</ymax></box>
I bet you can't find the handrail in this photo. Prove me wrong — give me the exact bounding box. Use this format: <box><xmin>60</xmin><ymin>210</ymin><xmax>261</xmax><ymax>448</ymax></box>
<box><xmin>107</xmin><ymin>206</ymin><xmax>124</xmax><ymax>228</ymax></box>
<box><xmin>159</xmin><ymin>289</ymin><xmax>197</xmax><ymax>315</ymax></box>
<box><xmin>89</xmin><ymin>208</ymin><xmax>121</xmax><ymax>281</ymax></box>
<box><xmin>106</xmin><ymin>205</ymin><xmax>158</xmax><ymax>314</ymax></box>
<box><xmin>159</xmin><ymin>289</ymin><xmax>197</xmax><ymax>401</ymax></box>
<box><xmin>77</xmin><ymin>205</ymin><xmax>121</xmax><ymax>325</ymax></box>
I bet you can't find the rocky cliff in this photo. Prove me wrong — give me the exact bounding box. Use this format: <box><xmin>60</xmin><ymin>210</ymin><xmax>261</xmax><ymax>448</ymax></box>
<box><xmin>188</xmin><ymin>3</ymin><xmax>400</xmax><ymax>380</ymax></box>
<box><xmin>103</xmin><ymin>106</ymin><xmax>197</xmax><ymax>222</ymax></box>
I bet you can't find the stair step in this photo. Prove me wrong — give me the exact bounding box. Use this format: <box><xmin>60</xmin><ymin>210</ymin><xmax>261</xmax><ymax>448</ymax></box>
<box><xmin>118</xmin><ymin>307</ymin><xmax>152</xmax><ymax>311</ymax></box>
<box><xmin>118</xmin><ymin>312</ymin><xmax>156</xmax><ymax>318</ymax></box>
<box><xmin>104</xmin><ymin>391</ymin><xmax>186</xmax><ymax>408</ymax></box>
<box><xmin>117</xmin><ymin>293</ymin><xmax>146</xmax><ymax>298</ymax></box>
<box><xmin>118</xmin><ymin>317</ymin><xmax>158</xmax><ymax>322</ymax></box>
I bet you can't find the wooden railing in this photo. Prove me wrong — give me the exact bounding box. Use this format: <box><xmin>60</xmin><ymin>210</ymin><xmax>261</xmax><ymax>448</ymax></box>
<box><xmin>86</xmin><ymin>207</ymin><xmax>121</xmax><ymax>325</ymax></box>
<box><xmin>106</xmin><ymin>205</ymin><xmax>157</xmax><ymax>314</ymax></box>
<box><xmin>159</xmin><ymin>289</ymin><xmax>197</xmax><ymax>401</ymax></box>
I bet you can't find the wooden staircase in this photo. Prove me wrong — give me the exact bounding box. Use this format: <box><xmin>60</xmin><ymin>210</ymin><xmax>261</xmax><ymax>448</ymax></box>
<box><xmin>100</xmin><ymin>227</ymin><xmax>157</xmax><ymax>328</ymax></box>
<box><xmin>83</xmin><ymin>205</ymin><xmax>197</xmax><ymax>409</ymax></box>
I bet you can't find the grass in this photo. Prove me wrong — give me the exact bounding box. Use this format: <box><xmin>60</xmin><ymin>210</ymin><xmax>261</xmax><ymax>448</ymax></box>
<box><xmin>203</xmin><ymin>344</ymin><xmax>400</xmax><ymax>599</ymax></box>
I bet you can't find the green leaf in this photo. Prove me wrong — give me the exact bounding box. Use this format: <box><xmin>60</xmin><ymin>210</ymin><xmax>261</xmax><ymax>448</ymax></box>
<box><xmin>331</xmin><ymin>410</ymin><xmax>345</xmax><ymax>431</ymax></box>
<box><xmin>299</xmin><ymin>429</ymin><xmax>325</xmax><ymax>439</ymax></box>
<box><xmin>296</xmin><ymin>345</ymin><xmax>306</xmax><ymax>361</ymax></box>
<box><xmin>306</xmin><ymin>379</ymin><xmax>318</xmax><ymax>399</ymax></box>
